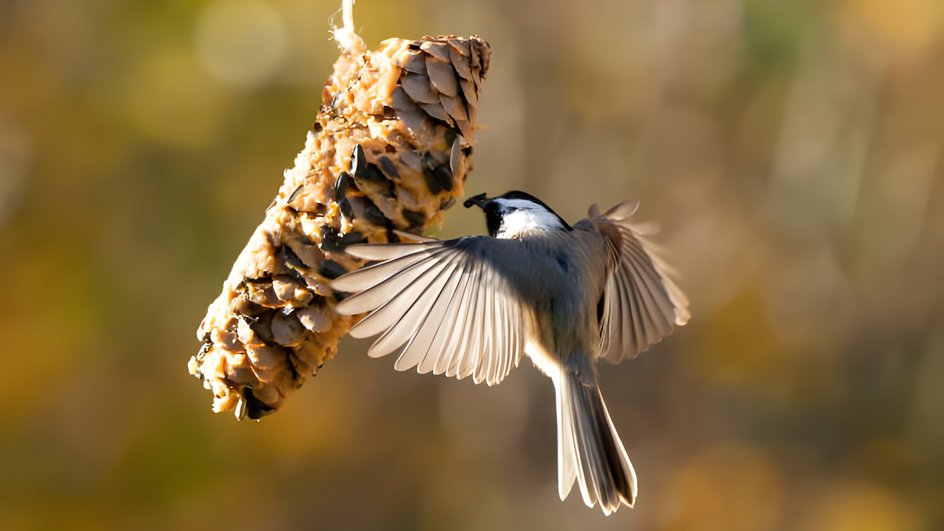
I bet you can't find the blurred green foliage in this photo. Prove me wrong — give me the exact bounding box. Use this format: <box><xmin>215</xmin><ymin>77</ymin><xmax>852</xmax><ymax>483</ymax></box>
<box><xmin>1</xmin><ymin>0</ymin><xmax>942</xmax><ymax>529</ymax></box>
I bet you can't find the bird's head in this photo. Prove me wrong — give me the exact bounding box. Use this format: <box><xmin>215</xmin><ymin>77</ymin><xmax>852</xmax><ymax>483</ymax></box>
<box><xmin>464</xmin><ymin>190</ymin><xmax>571</xmax><ymax>238</ymax></box>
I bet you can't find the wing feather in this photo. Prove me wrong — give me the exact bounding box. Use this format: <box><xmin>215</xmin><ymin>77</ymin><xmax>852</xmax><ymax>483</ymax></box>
<box><xmin>477</xmin><ymin>271</ymin><xmax>492</xmax><ymax>385</ymax></box>
<box><xmin>624</xmin><ymin>240</ymin><xmax>674</xmax><ymax>336</ymax></box>
<box><xmin>589</xmin><ymin>203</ymin><xmax>690</xmax><ymax>363</ymax></box>
<box><xmin>498</xmin><ymin>298</ymin><xmax>508</xmax><ymax>382</ymax></box>
<box><xmin>345</xmin><ymin>258</ymin><xmax>447</xmax><ymax>338</ymax></box>
<box><xmin>485</xmin><ymin>270</ymin><xmax>501</xmax><ymax>385</ymax></box>
<box><xmin>333</xmin><ymin>237</ymin><xmax>532</xmax><ymax>385</ymax></box>
<box><xmin>344</xmin><ymin>242</ymin><xmax>439</xmax><ymax>261</ymax></box>
<box><xmin>420</xmin><ymin>253</ymin><xmax>476</xmax><ymax>372</ymax></box>
<box><xmin>620</xmin><ymin>245</ymin><xmax>660</xmax><ymax>346</ymax></box>
<box><xmin>416</xmin><ymin>255</ymin><xmax>468</xmax><ymax>374</ymax></box>
<box><xmin>470</xmin><ymin>266</ymin><xmax>491</xmax><ymax>384</ymax></box>
<box><xmin>334</xmin><ymin>246</ymin><xmax>452</xmax><ymax>313</ymax></box>
<box><xmin>329</xmin><ymin>253</ymin><xmax>430</xmax><ymax>293</ymax></box>
<box><xmin>395</xmin><ymin>253</ymin><xmax>466</xmax><ymax>371</ymax></box>
<box><xmin>369</xmin><ymin>258</ymin><xmax>454</xmax><ymax>358</ymax></box>
<box><xmin>619</xmin><ymin>267</ymin><xmax>643</xmax><ymax>355</ymax></box>
<box><xmin>435</xmin><ymin>260</ymin><xmax>475</xmax><ymax>376</ymax></box>
<box><xmin>448</xmin><ymin>258</ymin><xmax>484</xmax><ymax>379</ymax></box>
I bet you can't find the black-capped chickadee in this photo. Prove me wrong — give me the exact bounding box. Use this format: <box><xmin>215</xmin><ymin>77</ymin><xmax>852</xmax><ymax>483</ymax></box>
<box><xmin>332</xmin><ymin>191</ymin><xmax>689</xmax><ymax>515</ymax></box>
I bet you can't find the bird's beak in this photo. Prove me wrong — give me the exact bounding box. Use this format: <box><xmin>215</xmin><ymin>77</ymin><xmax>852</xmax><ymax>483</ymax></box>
<box><xmin>463</xmin><ymin>192</ymin><xmax>490</xmax><ymax>210</ymax></box>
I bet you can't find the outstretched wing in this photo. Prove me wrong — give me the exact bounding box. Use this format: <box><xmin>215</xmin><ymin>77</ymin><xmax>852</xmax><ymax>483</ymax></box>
<box><xmin>588</xmin><ymin>201</ymin><xmax>690</xmax><ymax>363</ymax></box>
<box><xmin>332</xmin><ymin>238</ymin><xmax>532</xmax><ymax>386</ymax></box>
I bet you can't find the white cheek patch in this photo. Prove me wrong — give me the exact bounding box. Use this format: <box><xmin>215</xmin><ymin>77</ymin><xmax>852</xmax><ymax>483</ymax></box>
<box><xmin>494</xmin><ymin>198</ymin><xmax>566</xmax><ymax>236</ymax></box>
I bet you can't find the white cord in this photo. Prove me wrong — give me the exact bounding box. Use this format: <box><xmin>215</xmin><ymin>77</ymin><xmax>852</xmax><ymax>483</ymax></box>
<box><xmin>333</xmin><ymin>0</ymin><xmax>366</xmax><ymax>54</ymax></box>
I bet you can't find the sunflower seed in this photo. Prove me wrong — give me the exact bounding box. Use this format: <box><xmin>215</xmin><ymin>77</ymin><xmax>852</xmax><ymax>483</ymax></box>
<box><xmin>379</xmin><ymin>156</ymin><xmax>400</xmax><ymax>179</ymax></box>
<box><xmin>339</xmin><ymin>196</ymin><xmax>354</xmax><ymax>220</ymax></box>
<box><xmin>287</xmin><ymin>185</ymin><xmax>304</xmax><ymax>204</ymax></box>
<box><xmin>362</xmin><ymin>200</ymin><xmax>388</xmax><ymax>225</ymax></box>
<box><xmin>319</xmin><ymin>225</ymin><xmax>344</xmax><ymax>253</ymax></box>
<box><xmin>318</xmin><ymin>259</ymin><xmax>348</xmax><ymax>280</ymax></box>
<box><xmin>340</xmin><ymin>231</ymin><xmax>365</xmax><ymax>246</ymax></box>
<box><xmin>403</xmin><ymin>209</ymin><xmax>426</xmax><ymax>229</ymax></box>
<box><xmin>351</xmin><ymin>144</ymin><xmax>366</xmax><ymax>175</ymax></box>
<box><xmin>334</xmin><ymin>172</ymin><xmax>353</xmax><ymax>201</ymax></box>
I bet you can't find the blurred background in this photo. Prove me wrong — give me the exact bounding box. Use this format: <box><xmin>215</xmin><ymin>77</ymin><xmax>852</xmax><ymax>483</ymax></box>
<box><xmin>1</xmin><ymin>0</ymin><xmax>942</xmax><ymax>529</ymax></box>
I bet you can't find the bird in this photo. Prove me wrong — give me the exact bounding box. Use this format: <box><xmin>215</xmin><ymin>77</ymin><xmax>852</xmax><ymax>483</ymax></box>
<box><xmin>331</xmin><ymin>190</ymin><xmax>690</xmax><ymax>515</ymax></box>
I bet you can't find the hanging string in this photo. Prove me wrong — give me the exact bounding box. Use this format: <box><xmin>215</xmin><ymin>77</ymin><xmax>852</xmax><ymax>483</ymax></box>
<box><xmin>333</xmin><ymin>0</ymin><xmax>366</xmax><ymax>54</ymax></box>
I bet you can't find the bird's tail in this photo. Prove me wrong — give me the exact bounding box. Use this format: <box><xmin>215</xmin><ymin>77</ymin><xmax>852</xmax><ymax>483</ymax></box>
<box><xmin>555</xmin><ymin>354</ymin><xmax>636</xmax><ymax>515</ymax></box>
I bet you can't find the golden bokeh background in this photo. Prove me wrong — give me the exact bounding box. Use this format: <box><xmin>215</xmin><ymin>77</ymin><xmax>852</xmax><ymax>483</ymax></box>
<box><xmin>1</xmin><ymin>0</ymin><xmax>942</xmax><ymax>529</ymax></box>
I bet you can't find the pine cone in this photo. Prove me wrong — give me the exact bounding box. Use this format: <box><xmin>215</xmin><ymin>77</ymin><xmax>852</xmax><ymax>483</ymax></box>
<box><xmin>189</xmin><ymin>35</ymin><xmax>491</xmax><ymax>419</ymax></box>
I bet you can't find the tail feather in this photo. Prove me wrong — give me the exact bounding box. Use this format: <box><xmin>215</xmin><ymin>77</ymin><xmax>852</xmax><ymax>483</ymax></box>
<box><xmin>555</xmin><ymin>356</ymin><xmax>636</xmax><ymax>515</ymax></box>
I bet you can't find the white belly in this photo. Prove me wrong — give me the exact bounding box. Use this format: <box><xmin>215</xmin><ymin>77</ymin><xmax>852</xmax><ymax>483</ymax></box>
<box><xmin>525</xmin><ymin>340</ymin><xmax>564</xmax><ymax>383</ymax></box>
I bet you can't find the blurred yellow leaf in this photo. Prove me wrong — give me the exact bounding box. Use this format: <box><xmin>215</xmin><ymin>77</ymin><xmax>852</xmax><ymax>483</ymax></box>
<box><xmin>799</xmin><ymin>480</ymin><xmax>925</xmax><ymax>531</ymax></box>
<box><xmin>663</xmin><ymin>443</ymin><xmax>783</xmax><ymax>531</ymax></box>
<box><xmin>841</xmin><ymin>0</ymin><xmax>943</xmax><ymax>60</ymax></box>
